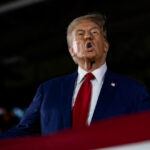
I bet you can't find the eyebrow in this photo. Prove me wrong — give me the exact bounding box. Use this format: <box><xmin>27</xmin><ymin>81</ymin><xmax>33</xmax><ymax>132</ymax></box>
<box><xmin>90</xmin><ymin>26</ymin><xmax>99</xmax><ymax>30</ymax></box>
<box><xmin>76</xmin><ymin>26</ymin><xmax>99</xmax><ymax>33</ymax></box>
<box><xmin>76</xmin><ymin>29</ymin><xmax>84</xmax><ymax>33</ymax></box>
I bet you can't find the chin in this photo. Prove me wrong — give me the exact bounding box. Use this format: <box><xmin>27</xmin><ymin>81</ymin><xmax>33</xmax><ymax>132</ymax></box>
<box><xmin>84</xmin><ymin>56</ymin><xmax>96</xmax><ymax>61</ymax></box>
<box><xmin>85</xmin><ymin>53</ymin><xmax>96</xmax><ymax>59</ymax></box>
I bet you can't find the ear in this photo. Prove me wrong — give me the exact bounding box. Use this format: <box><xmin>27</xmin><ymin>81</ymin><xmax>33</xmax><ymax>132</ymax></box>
<box><xmin>69</xmin><ymin>47</ymin><xmax>75</xmax><ymax>57</ymax></box>
<box><xmin>104</xmin><ymin>40</ymin><xmax>109</xmax><ymax>53</ymax></box>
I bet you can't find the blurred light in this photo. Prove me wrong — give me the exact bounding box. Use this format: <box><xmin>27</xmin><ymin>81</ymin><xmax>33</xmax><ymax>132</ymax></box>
<box><xmin>12</xmin><ymin>107</ymin><xmax>24</xmax><ymax>119</ymax></box>
<box><xmin>2</xmin><ymin>56</ymin><xmax>25</xmax><ymax>65</ymax></box>
<box><xmin>0</xmin><ymin>107</ymin><xmax>5</xmax><ymax>115</ymax></box>
<box><xmin>0</xmin><ymin>107</ymin><xmax>7</xmax><ymax>115</ymax></box>
<box><xmin>0</xmin><ymin>0</ymin><xmax>45</xmax><ymax>14</ymax></box>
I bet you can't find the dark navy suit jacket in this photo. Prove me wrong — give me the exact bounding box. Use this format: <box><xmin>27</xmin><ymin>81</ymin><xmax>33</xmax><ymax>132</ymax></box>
<box><xmin>1</xmin><ymin>70</ymin><xmax>150</xmax><ymax>138</ymax></box>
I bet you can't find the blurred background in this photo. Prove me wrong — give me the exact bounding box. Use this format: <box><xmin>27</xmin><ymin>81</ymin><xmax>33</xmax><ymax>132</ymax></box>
<box><xmin>0</xmin><ymin>0</ymin><xmax>150</xmax><ymax>132</ymax></box>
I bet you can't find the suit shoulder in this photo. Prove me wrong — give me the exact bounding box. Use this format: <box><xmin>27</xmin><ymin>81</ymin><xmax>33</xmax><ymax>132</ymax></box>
<box><xmin>40</xmin><ymin>72</ymin><xmax>77</xmax><ymax>87</ymax></box>
<box><xmin>109</xmin><ymin>71</ymin><xmax>145</xmax><ymax>88</ymax></box>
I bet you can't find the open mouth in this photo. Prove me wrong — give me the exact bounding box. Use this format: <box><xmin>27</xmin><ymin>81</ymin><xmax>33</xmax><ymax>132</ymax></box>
<box><xmin>85</xmin><ymin>42</ymin><xmax>94</xmax><ymax>51</ymax></box>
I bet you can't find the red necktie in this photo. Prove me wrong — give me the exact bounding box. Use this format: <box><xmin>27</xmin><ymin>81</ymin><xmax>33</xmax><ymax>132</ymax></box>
<box><xmin>72</xmin><ymin>72</ymin><xmax>95</xmax><ymax>129</ymax></box>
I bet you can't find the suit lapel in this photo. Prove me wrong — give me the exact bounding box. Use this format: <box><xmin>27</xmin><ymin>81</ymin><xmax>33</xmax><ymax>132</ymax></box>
<box><xmin>61</xmin><ymin>72</ymin><xmax>77</xmax><ymax>129</ymax></box>
<box><xmin>92</xmin><ymin>70</ymin><xmax>118</xmax><ymax>122</ymax></box>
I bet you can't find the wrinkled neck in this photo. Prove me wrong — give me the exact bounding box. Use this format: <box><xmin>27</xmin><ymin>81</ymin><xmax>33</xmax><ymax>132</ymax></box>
<box><xmin>78</xmin><ymin>59</ymin><xmax>105</xmax><ymax>72</ymax></box>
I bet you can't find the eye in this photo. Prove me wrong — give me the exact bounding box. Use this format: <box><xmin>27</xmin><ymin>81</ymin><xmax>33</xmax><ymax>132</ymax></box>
<box><xmin>91</xmin><ymin>29</ymin><xmax>99</xmax><ymax>35</ymax></box>
<box><xmin>92</xmin><ymin>31</ymin><xmax>98</xmax><ymax>34</ymax></box>
<box><xmin>77</xmin><ymin>32</ymin><xmax>84</xmax><ymax>36</ymax></box>
<box><xmin>93</xmin><ymin>31</ymin><xmax>97</xmax><ymax>33</ymax></box>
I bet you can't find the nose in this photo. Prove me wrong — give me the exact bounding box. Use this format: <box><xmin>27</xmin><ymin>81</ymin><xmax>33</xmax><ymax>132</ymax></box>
<box><xmin>84</xmin><ymin>32</ymin><xmax>93</xmax><ymax>40</ymax></box>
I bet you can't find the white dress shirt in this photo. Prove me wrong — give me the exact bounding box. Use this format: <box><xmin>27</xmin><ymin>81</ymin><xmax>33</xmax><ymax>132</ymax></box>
<box><xmin>72</xmin><ymin>63</ymin><xmax>107</xmax><ymax>125</ymax></box>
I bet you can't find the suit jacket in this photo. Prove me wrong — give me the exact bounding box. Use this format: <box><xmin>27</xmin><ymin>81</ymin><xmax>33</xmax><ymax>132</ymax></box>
<box><xmin>1</xmin><ymin>70</ymin><xmax>150</xmax><ymax>138</ymax></box>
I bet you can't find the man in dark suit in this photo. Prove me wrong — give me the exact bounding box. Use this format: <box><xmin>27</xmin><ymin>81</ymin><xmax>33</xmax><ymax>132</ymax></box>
<box><xmin>0</xmin><ymin>13</ymin><xmax>150</xmax><ymax>138</ymax></box>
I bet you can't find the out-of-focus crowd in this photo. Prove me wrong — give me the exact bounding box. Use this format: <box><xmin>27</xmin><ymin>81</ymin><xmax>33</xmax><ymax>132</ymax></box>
<box><xmin>0</xmin><ymin>107</ymin><xmax>25</xmax><ymax>133</ymax></box>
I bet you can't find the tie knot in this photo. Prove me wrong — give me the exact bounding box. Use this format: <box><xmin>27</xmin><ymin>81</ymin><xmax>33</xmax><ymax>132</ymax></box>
<box><xmin>85</xmin><ymin>72</ymin><xmax>95</xmax><ymax>80</ymax></box>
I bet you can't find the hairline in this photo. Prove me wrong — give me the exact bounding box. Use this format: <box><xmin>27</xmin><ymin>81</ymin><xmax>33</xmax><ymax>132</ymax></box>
<box><xmin>67</xmin><ymin>14</ymin><xmax>107</xmax><ymax>48</ymax></box>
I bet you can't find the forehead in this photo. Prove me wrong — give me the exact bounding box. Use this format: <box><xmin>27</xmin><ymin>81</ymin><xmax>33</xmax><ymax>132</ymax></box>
<box><xmin>73</xmin><ymin>20</ymin><xmax>100</xmax><ymax>32</ymax></box>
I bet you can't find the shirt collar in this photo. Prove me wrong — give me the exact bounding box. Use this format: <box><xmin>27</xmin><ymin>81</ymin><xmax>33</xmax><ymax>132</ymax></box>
<box><xmin>77</xmin><ymin>63</ymin><xmax>107</xmax><ymax>84</ymax></box>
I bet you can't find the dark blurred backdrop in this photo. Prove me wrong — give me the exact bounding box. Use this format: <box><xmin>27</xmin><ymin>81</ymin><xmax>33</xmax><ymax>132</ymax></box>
<box><xmin>0</xmin><ymin>0</ymin><xmax>150</xmax><ymax>110</ymax></box>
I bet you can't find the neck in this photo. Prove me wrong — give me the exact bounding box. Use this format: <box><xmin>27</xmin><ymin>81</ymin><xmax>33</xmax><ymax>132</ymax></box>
<box><xmin>78</xmin><ymin>59</ymin><xmax>105</xmax><ymax>72</ymax></box>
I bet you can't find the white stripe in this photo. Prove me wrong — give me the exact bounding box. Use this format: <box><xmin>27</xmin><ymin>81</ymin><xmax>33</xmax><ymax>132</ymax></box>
<box><xmin>95</xmin><ymin>140</ymin><xmax>150</xmax><ymax>150</ymax></box>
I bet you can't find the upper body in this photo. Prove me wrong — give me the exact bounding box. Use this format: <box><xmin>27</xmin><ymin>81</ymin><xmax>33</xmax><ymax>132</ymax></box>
<box><xmin>0</xmin><ymin>67</ymin><xmax>150</xmax><ymax>138</ymax></box>
<box><xmin>0</xmin><ymin>13</ymin><xmax>150</xmax><ymax>139</ymax></box>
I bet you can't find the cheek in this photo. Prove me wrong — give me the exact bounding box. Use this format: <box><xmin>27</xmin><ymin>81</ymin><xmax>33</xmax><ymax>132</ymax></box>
<box><xmin>73</xmin><ymin>41</ymin><xmax>78</xmax><ymax>53</ymax></box>
<box><xmin>96</xmin><ymin>39</ymin><xmax>105</xmax><ymax>50</ymax></box>
<box><xmin>72</xmin><ymin>40</ymin><xmax>84</xmax><ymax>54</ymax></box>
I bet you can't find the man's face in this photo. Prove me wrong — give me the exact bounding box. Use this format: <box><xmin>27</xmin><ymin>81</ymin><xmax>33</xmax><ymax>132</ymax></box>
<box><xmin>69</xmin><ymin>20</ymin><xmax>109</xmax><ymax>64</ymax></box>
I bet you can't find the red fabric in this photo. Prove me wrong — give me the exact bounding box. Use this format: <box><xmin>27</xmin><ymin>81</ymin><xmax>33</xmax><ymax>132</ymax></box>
<box><xmin>72</xmin><ymin>73</ymin><xmax>94</xmax><ymax>129</ymax></box>
<box><xmin>1</xmin><ymin>111</ymin><xmax>150</xmax><ymax>150</ymax></box>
